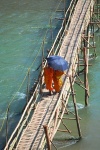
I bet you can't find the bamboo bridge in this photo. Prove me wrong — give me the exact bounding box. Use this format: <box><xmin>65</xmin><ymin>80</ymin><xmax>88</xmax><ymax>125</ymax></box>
<box><xmin>4</xmin><ymin>0</ymin><xmax>100</xmax><ymax>149</ymax></box>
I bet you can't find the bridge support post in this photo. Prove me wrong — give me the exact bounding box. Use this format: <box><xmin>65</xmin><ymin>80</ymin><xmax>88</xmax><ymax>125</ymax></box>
<box><xmin>90</xmin><ymin>5</ymin><xmax>97</xmax><ymax>57</ymax></box>
<box><xmin>40</xmin><ymin>41</ymin><xmax>44</xmax><ymax>93</ymax></box>
<box><xmin>77</xmin><ymin>49</ymin><xmax>80</xmax><ymax>76</ymax></box>
<box><xmin>82</xmin><ymin>27</ymin><xmax>89</xmax><ymax>106</ymax></box>
<box><xmin>69</xmin><ymin>77</ymin><xmax>82</xmax><ymax>138</ymax></box>
<box><xmin>83</xmin><ymin>47</ymin><xmax>89</xmax><ymax>106</ymax></box>
<box><xmin>43</xmin><ymin>125</ymin><xmax>51</xmax><ymax>150</ymax></box>
<box><xmin>6</xmin><ymin>108</ymin><xmax>9</xmax><ymax>145</ymax></box>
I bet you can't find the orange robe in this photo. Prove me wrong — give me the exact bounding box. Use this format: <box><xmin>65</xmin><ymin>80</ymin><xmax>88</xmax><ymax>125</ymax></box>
<box><xmin>44</xmin><ymin>66</ymin><xmax>54</xmax><ymax>91</ymax></box>
<box><xmin>53</xmin><ymin>70</ymin><xmax>64</xmax><ymax>92</ymax></box>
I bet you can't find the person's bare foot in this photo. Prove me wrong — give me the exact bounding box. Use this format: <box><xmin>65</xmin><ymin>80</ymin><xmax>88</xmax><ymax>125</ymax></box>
<box><xmin>49</xmin><ymin>91</ymin><xmax>53</xmax><ymax>95</ymax></box>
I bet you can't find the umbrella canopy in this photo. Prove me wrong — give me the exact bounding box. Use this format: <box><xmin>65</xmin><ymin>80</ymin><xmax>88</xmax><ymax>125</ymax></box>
<box><xmin>46</xmin><ymin>55</ymin><xmax>69</xmax><ymax>71</ymax></box>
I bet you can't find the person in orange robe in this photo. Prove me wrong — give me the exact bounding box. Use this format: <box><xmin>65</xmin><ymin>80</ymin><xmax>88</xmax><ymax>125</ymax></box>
<box><xmin>44</xmin><ymin>65</ymin><xmax>54</xmax><ymax>94</ymax></box>
<box><xmin>53</xmin><ymin>70</ymin><xmax>65</xmax><ymax>93</ymax></box>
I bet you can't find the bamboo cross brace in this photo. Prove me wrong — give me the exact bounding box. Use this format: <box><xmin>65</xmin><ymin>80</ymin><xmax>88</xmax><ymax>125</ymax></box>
<box><xmin>75</xmin><ymin>81</ymin><xmax>90</xmax><ymax>97</ymax></box>
<box><xmin>58</xmin><ymin>115</ymin><xmax>71</xmax><ymax>133</ymax></box>
<box><xmin>81</xmin><ymin>35</ymin><xmax>95</xmax><ymax>48</ymax></box>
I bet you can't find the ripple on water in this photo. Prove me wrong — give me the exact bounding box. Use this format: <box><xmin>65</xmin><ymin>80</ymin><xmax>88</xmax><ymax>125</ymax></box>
<box><xmin>67</xmin><ymin>102</ymin><xmax>84</xmax><ymax>111</ymax></box>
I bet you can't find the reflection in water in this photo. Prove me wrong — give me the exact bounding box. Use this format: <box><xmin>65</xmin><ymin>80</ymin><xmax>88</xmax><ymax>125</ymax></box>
<box><xmin>68</xmin><ymin>102</ymin><xmax>84</xmax><ymax>111</ymax></box>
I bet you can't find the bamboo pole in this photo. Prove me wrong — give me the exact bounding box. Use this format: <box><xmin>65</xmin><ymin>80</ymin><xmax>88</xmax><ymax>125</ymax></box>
<box><xmin>54</xmin><ymin>108</ymin><xmax>59</xmax><ymax>131</ymax></box>
<box><xmin>69</xmin><ymin>77</ymin><xmax>82</xmax><ymax>138</ymax></box>
<box><xmin>92</xmin><ymin>14</ymin><xmax>97</xmax><ymax>57</ymax></box>
<box><xmin>97</xmin><ymin>0</ymin><xmax>100</xmax><ymax>20</ymax></box>
<box><xmin>86</xmin><ymin>26</ymin><xmax>89</xmax><ymax>74</ymax></box>
<box><xmin>26</xmin><ymin>70</ymin><xmax>30</xmax><ymax>125</ymax></box>
<box><xmin>64</xmin><ymin>0</ymin><xmax>66</xmax><ymax>17</ymax></box>
<box><xmin>74</xmin><ymin>71</ymin><xmax>84</xmax><ymax>84</ymax></box>
<box><xmin>61</xmin><ymin>100</ymin><xmax>69</xmax><ymax>114</ymax></box>
<box><xmin>6</xmin><ymin>108</ymin><xmax>9</xmax><ymax>145</ymax></box>
<box><xmin>40</xmin><ymin>41</ymin><xmax>44</xmax><ymax>93</ymax></box>
<box><xmin>50</xmin><ymin>140</ymin><xmax>58</xmax><ymax>150</ymax></box>
<box><xmin>27</xmin><ymin>70</ymin><xmax>30</xmax><ymax>103</ymax></box>
<box><xmin>67</xmin><ymin>109</ymin><xmax>82</xmax><ymax>120</ymax></box>
<box><xmin>50</xmin><ymin>18</ymin><xmax>54</xmax><ymax>54</ymax></box>
<box><xmin>75</xmin><ymin>81</ymin><xmax>89</xmax><ymax>94</ymax></box>
<box><xmin>57</xmin><ymin>129</ymin><xmax>69</xmax><ymax>132</ymax></box>
<box><xmin>43</xmin><ymin>125</ymin><xmax>51</xmax><ymax>150</ymax></box>
<box><xmin>81</xmin><ymin>35</ymin><xmax>95</xmax><ymax>48</ymax></box>
<box><xmin>89</xmin><ymin>21</ymin><xmax>100</xmax><ymax>24</ymax></box>
<box><xmin>77</xmin><ymin>50</ymin><xmax>80</xmax><ymax>75</ymax></box>
<box><xmin>63</xmin><ymin>0</ymin><xmax>66</xmax><ymax>28</ymax></box>
<box><xmin>58</xmin><ymin>115</ymin><xmax>71</xmax><ymax>133</ymax></box>
<box><xmin>83</xmin><ymin>47</ymin><xmax>89</xmax><ymax>106</ymax></box>
<box><xmin>62</xmin><ymin>117</ymin><xmax>81</xmax><ymax>120</ymax></box>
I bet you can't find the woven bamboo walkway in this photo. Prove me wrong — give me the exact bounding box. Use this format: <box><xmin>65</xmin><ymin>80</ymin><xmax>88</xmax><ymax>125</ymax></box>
<box><xmin>5</xmin><ymin>0</ymin><xmax>95</xmax><ymax>149</ymax></box>
<box><xmin>16</xmin><ymin>91</ymin><xmax>60</xmax><ymax>149</ymax></box>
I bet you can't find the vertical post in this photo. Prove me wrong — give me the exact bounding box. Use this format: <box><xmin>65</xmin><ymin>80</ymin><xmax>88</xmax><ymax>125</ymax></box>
<box><xmin>26</xmin><ymin>70</ymin><xmax>30</xmax><ymax>125</ymax></box>
<box><xmin>54</xmin><ymin>109</ymin><xmax>58</xmax><ymax>131</ymax></box>
<box><xmin>97</xmin><ymin>0</ymin><xmax>99</xmax><ymax>20</ymax></box>
<box><xmin>82</xmin><ymin>28</ymin><xmax>89</xmax><ymax>106</ymax></box>
<box><xmin>64</xmin><ymin>0</ymin><xmax>66</xmax><ymax>28</ymax></box>
<box><xmin>50</xmin><ymin>18</ymin><xmax>54</xmax><ymax>54</ymax></box>
<box><xmin>90</xmin><ymin>6</ymin><xmax>93</xmax><ymax>41</ymax></box>
<box><xmin>77</xmin><ymin>49</ymin><xmax>80</xmax><ymax>76</ymax></box>
<box><xmin>27</xmin><ymin>70</ymin><xmax>30</xmax><ymax>103</ymax></box>
<box><xmin>69</xmin><ymin>77</ymin><xmax>82</xmax><ymax>138</ymax></box>
<box><xmin>40</xmin><ymin>40</ymin><xmax>44</xmax><ymax>93</ymax></box>
<box><xmin>83</xmin><ymin>47</ymin><xmax>89</xmax><ymax>106</ymax></box>
<box><xmin>86</xmin><ymin>25</ymin><xmax>89</xmax><ymax>74</ymax></box>
<box><xmin>87</xmin><ymin>29</ymin><xmax>91</xmax><ymax>74</ymax></box>
<box><xmin>21</xmin><ymin>70</ymin><xmax>30</xmax><ymax>114</ymax></box>
<box><xmin>43</xmin><ymin>125</ymin><xmax>51</xmax><ymax>150</ymax></box>
<box><xmin>64</xmin><ymin>0</ymin><xmax>66</xmax><ymax>16</ymax></box>
<box><xmin>6</xmin><ymin>108</ymin><xmax>9</xmax><ymax>145</ymax></box>
<box><xmin>92</xmin><ymin>20</ymin><xmax>97</xmax><ymax>57</ymax></box>
<box><xmin>90</xmin><ymin>5</ymin><xmax>97</xmax><ymax>57</ymax></box>
<box><xmin>81</xmin><ymin>34</ymin><xmax>83</xmax><ymax>55</ymax></box>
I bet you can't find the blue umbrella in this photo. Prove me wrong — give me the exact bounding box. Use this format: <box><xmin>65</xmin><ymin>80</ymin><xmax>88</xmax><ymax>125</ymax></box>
<box><xmin>46</xmin><ymin>55</ymin><xmax>69</xmax><ymax>71</ymax></box>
